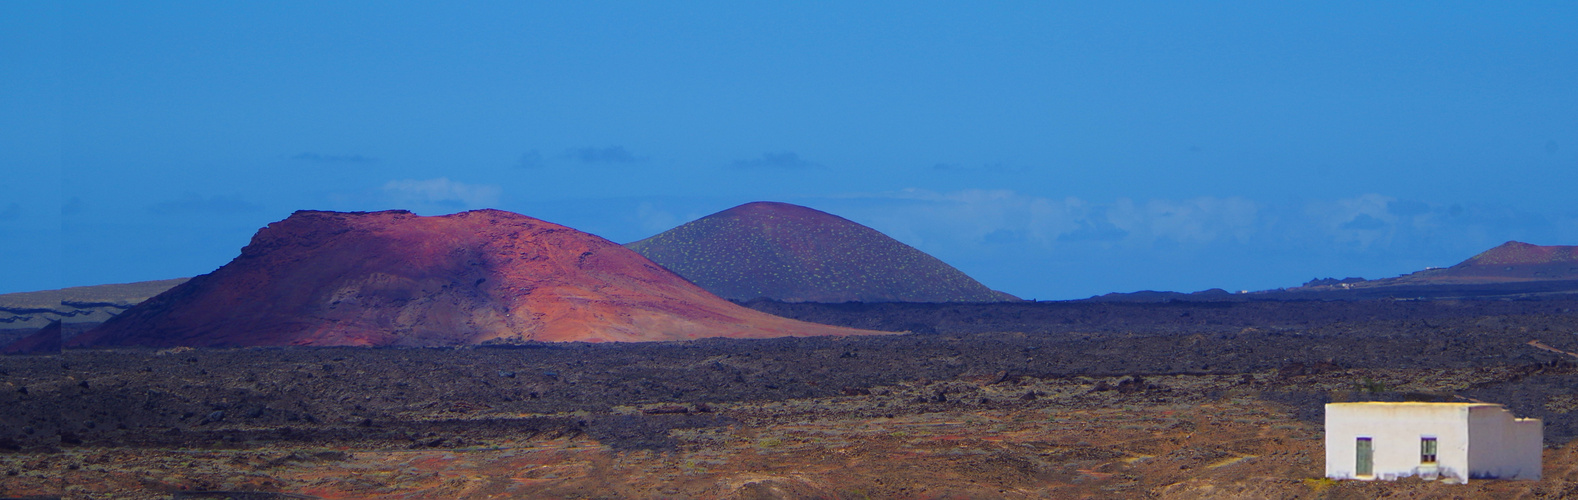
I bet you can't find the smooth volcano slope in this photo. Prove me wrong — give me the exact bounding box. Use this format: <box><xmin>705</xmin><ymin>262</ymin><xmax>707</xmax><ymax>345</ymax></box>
<box><xmin>70</xmin><ymin>210</ymin><xmax>886</xmax><ymax>348</ymax></box>
<box><xmin>626</xmin><ymin>202</ymin><xmax>1017</xmax><ymax>303</ymax></box>
<box><xmin>2</xmin><ymin>320</ymin><xmax>60</xmax><ymax>355</ymax></box>
<box><xmin>1437</xmin><ymin>241</ymin><xmax>1578</xmax><ymax>280</ymax></box>
<box><xmin>1349</xmin><ymin>241</ymin><xmax>1578</xmax><ymax>287</ymax></box>
<box><xmin>1277</xmin><ymin>241</ymin><xmax>1578</xmax><ymax>299</ymax></box>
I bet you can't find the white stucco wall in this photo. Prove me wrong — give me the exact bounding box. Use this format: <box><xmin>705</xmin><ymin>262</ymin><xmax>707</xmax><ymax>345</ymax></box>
<box><xmin>1325</xmin><ymin>402</ymin><xmax>1542</xmax><ymax>483</ymax></box>
<box><xmin>1326</xmin><ymin>403</ymin><xmax>1471</xmax><ymax>482</ymax></box>
<box><xmin>1512</xmin><ymin>418</ymin><xmax>1544</xmax><ymax>480</ymax></box>
<box><xmin>1466</xmin><ymin>405</ymin><xmax>1542</xmax><ymax>480</ymax></box>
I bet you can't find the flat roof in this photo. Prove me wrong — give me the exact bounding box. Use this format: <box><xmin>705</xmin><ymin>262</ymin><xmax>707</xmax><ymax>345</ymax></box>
<box><xmin>1326</xmin><ymin>402</ymin><xmax>1497</xmax><ymax>407</ymax></box>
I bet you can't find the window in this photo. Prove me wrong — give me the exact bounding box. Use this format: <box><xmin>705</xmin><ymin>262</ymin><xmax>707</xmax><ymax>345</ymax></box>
<box><xmin>1421</xmin><ymin>437</ymin><xmax>1437</xmax><ymax>464</ymax></box>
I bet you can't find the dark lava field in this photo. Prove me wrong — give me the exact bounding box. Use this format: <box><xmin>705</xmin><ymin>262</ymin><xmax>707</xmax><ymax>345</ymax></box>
<box><xmin>4</xmin><ymin>297</ymin><xmax>1578</xmax><ymax>498</ymax></box>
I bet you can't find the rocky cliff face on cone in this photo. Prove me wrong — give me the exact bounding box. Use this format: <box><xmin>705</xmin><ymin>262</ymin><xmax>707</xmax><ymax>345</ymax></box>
<box><xmin>69</xmin><ymin>210</ymin><xmax>886</xmax><ymax>348</ymax></box>
<box><xmin>625</xmin><ymin>202</ymin><xmax>1017</xmax><ymax>303</ymax></box>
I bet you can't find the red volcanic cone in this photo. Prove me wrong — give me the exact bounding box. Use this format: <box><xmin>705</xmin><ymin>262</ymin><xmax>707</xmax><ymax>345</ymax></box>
<box><xmin>626</xmin><ymin>202</ymin><xmax>1017</xmax><ymax>303</ymax></box>
<box><xmin>1459</xmin><ymin>241</ymin><xmax>1578</xmax><ymax>268</ymax></box>
<box><xmin>69</xmin><ymin>210</ymin><xmax>888</xmax><ymax>348</ymax></box>
<box><xmin>2</xmin><ymin>320</ymin><xmax>61</xmax><ymax>355</ymax></box>
<box><xmin>1415</xmin><ymin>241</ymin><xmax>1578</xmax><ymax>283</ymax></box>
<box><xmin>1355</xmin><ymin>241</ymin><xmax>1578</xmax><ymax>287</ymax></box>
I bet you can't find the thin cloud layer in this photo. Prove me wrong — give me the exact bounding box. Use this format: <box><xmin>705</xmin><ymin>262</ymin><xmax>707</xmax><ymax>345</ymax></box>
<box><xmin>818</xmin><ymin>189</ymin><xmax>1575</xmax><ymax>262</ymax></box>
<box><xmin>635</xmin><ymin>202</ymin><xmax>683</xmax><ymax>235</ymax></box>
<box><xmin>1304</xmin><ymin>193</ymin><xmax>1397</xmax><ymax>249</ymax></box>
<box><xmin>147</xmin><ymin>194</ymin><xmax>263</xmax><ymax>216</ymax></box>
<box><xmin>291</xmin><ymin>153</ymin><xmax>377</xmax><ymax>164</ymax></box>
<box><xmin>929</xmin><ymin>162</ymin><xmax>1031</xmax><ymax>174</ymax></box>
<box><xmin>828</xmin><ymin>189</ymin><xmax>1261</xmax><ymax>251</ymax></box>
<box><xmin>793</xmin><ymin>189</ymin><xmax>1578</xmax><ymax>298</ymax></box>
<box><xmin>381</xmin><ymin>178</ymin><xmax>501</xmax><ymax>210</ymax></box>
<box><xmin>566</xmin><ymin>146</ymin><xmax>645</xmax><ymax>164</ymax></box>
<box><xmin>731</xmin><ymin>152</ymin><xmax>820</xmax><ymax>169</ymax></box>
<box><xmin>515</xmin><ymin>150</ymin><xmax>545</xmax><ymax>169</ymax></box>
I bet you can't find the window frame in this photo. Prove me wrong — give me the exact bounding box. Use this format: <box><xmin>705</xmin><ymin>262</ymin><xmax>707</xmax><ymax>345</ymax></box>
<box><xmin>1420</xmin><ymin>436</ymin><xmax>1438</xmax><ymax>464</ymax></box>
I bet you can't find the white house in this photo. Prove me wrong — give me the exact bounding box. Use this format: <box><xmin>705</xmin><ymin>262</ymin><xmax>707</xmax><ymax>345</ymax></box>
<box><xmin>1325</xmin><ymin>402</ymin><xmax>1542</xmax><ymax>483</ymax></box>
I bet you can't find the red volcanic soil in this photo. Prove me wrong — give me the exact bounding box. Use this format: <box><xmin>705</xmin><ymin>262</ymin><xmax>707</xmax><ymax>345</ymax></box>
<box><xmin>69</xmin><ymin>210</ymin><xmax>886</xmax><ymax>348</ymax></box>
<box><xmin>1460</xmin><ymin>241</ymin><xmax>1578</xmax><ymax>267</ymax></box>
<box><xmin>626</xmin><ymin>202</ymin><xmax>1016</xmax><ymax>303</ymax></box>
<box><xmin>1396</xmin><ymin>241</ymin><xmax>1578</xmax><ymax>284</ymax></box>
<box><xmin>1286</xmin><ymin>241</ymin><xmax>1578</xmax><ymax>297</ymax></box>
<box><xmin>1</xmin><ymin>320</ymin><xmax>60</xmax><ymax>355</ymax></box>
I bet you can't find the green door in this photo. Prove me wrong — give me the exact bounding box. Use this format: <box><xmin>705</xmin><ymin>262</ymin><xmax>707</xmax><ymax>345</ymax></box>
<box><xmin>1356</xmin><ymin>437</ymin><xmax>1374</xmax><ymax>476</ymax></box>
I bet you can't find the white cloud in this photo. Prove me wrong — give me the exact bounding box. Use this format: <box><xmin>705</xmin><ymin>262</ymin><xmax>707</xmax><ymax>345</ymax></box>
<box><xmin>635</xmin><ymin>202</ymin><xmax>681</xmax><ymax>235</ymax></box>
<box><xmin>875</xmin><ymin>190</ymin><xmax>1567</xmax><ymax>255</ymax></box>
<box><xmin>380</xmin><ymin>178</ymin><xmax>501</xmax><ymax>210</ymax></box>
<box><xmin>783</xmin><ymin>189</ymin><xmax>1573</xmax><ymax>299</ymax></box>
<box><xmin>823</xmin><ymin>189</ymin><xmax>1260</xmax><ymax>252</ymax></box>
<box><xmin>730</xmin><ymin>151</ymin><xmax>820</xmax><ymax>169</ymax></box>
<box><xmin>146</xmin><ymin>193</ymin><xmax>263</xmax><ymax>216</ymax></box>
<box><xmin>1108</xmin><ymin>196</ymin><xmax>1260</xmax><ymax>245</ymax></box>
<box><xmin>1303</xmin><ymin>194</ymin><xmax>1399</xmax><ymax>249</ymax></box>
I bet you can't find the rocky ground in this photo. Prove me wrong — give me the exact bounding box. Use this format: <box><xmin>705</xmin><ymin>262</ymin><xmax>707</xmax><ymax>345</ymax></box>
<box><xmin>3</xmin><ymin>298</ymin><xmax>1577</xmax><ymax>498</ymax></box>
<box><xmin>4</xmin><ymin>368</ymin><xmax>1576</xmax><ymax>499</ymax></box>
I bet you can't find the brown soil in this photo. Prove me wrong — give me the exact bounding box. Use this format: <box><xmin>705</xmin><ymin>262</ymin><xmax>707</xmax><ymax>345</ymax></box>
<box><xmin>5</xmin><ymin>368</ymin><xmax>1575</xmax><ymax>499</ymax></box>
<box><xmin>6</xmin><ymin>298</ymin><xmax>1577</xmax><ymax>498</ymax></box>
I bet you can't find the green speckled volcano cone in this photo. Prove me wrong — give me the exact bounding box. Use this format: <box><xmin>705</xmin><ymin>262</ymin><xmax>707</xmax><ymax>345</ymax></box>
<box><xmin>626</xmin><ymin>202</ymin><xmax>1018</xmax><ymax>303</ymax></box>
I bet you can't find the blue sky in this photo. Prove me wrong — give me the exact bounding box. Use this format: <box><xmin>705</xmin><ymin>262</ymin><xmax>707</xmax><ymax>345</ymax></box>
<box><xmin>3</xmin><ymin>2</ymin><xmax>1575</xmax><ymax>299</ymax></box>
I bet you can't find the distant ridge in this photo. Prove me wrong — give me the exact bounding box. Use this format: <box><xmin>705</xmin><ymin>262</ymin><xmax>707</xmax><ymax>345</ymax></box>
<box><xmin>70</xmin><ymin>209</ymin><xmax>888</xmax><ymax>348</ymax></box>
<box><xmin>2</xmin><ymin>320</ymin><xmax>61</xmax><ymax>355</ymax></box>
<box><xmin>1080</xmin><ymin>241</ymin><xmax>1578</xmax><ymax>303</ymax></box>
<box><xmin>1086</xmin><ymin>289</ymin><xmax>1236</xmax><ymax>303</ymax></box>
<box><xmin>0</xmin><ymin>278</ymin><xmax>189</xmax><ymax>329</ymax></box>
<box><xmin>1295</xmin><ymin>241</ymin><xmax>1578</xmax><ymax>290</ymax></box>
<box><xmin>1458</xmin><ymin>241</ymin><xmax>1578</xmax><ymax>268</ymax></box>
<box><xmin>1246</xmin><ymin>241</ymin><xmax>1578</xmax><ymax>300</ymax></box>
<box><xmin>626</xmin><ymin>202</ymin><xmax>1017</xmax><ymax>303</ymax></box>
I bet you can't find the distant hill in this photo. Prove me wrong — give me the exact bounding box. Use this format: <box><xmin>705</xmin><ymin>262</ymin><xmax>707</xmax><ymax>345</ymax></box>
<box><xmin>0</xmin><ymin>278</ymin><xmax>189</xmax><ymax>329</ymax></box>
<box><xmin>1085</xmin><ymin>288</ymin><xmax>1238</xmax><ymax>303</ymax></box>
<box><xmin>1080</xmin><ymin>242</ymin><xmax>1578</xmax><ymax>303</ymax></box>
<box><xmin>1293</xmin><ymin>241</ymin><xmax>1578</xmax><ymax>290</ymax></box>
<box><xmin>1263</xmin><ymin>241</ymin><xmax>1578</xmax><ymax>300</ymax></box>
<box><xmin>1406</xmin><ymin>241</ymin><xmax>1578</xmax><ymax>283</ymax></box>
<box><xmin>70</xmin><ymin>209</ymin><xmax>889</xmax><ymax>348</ymax></box>
<box><xmin>2</xmin><ymin>321</ymin><xmax>60</xmax><ymax>355</ymax></box>
<box><xmin>625</xmin><ymin>202</ymin><xmax>1017</xmax><ymax>303</ymax></box>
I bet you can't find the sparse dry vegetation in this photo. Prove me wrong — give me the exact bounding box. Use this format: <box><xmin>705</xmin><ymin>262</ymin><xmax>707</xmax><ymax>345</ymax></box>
<box><xmin>5</xmin><ymin>297</ymin><xmax>1578</xmax><ymax>498</ymax></box>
